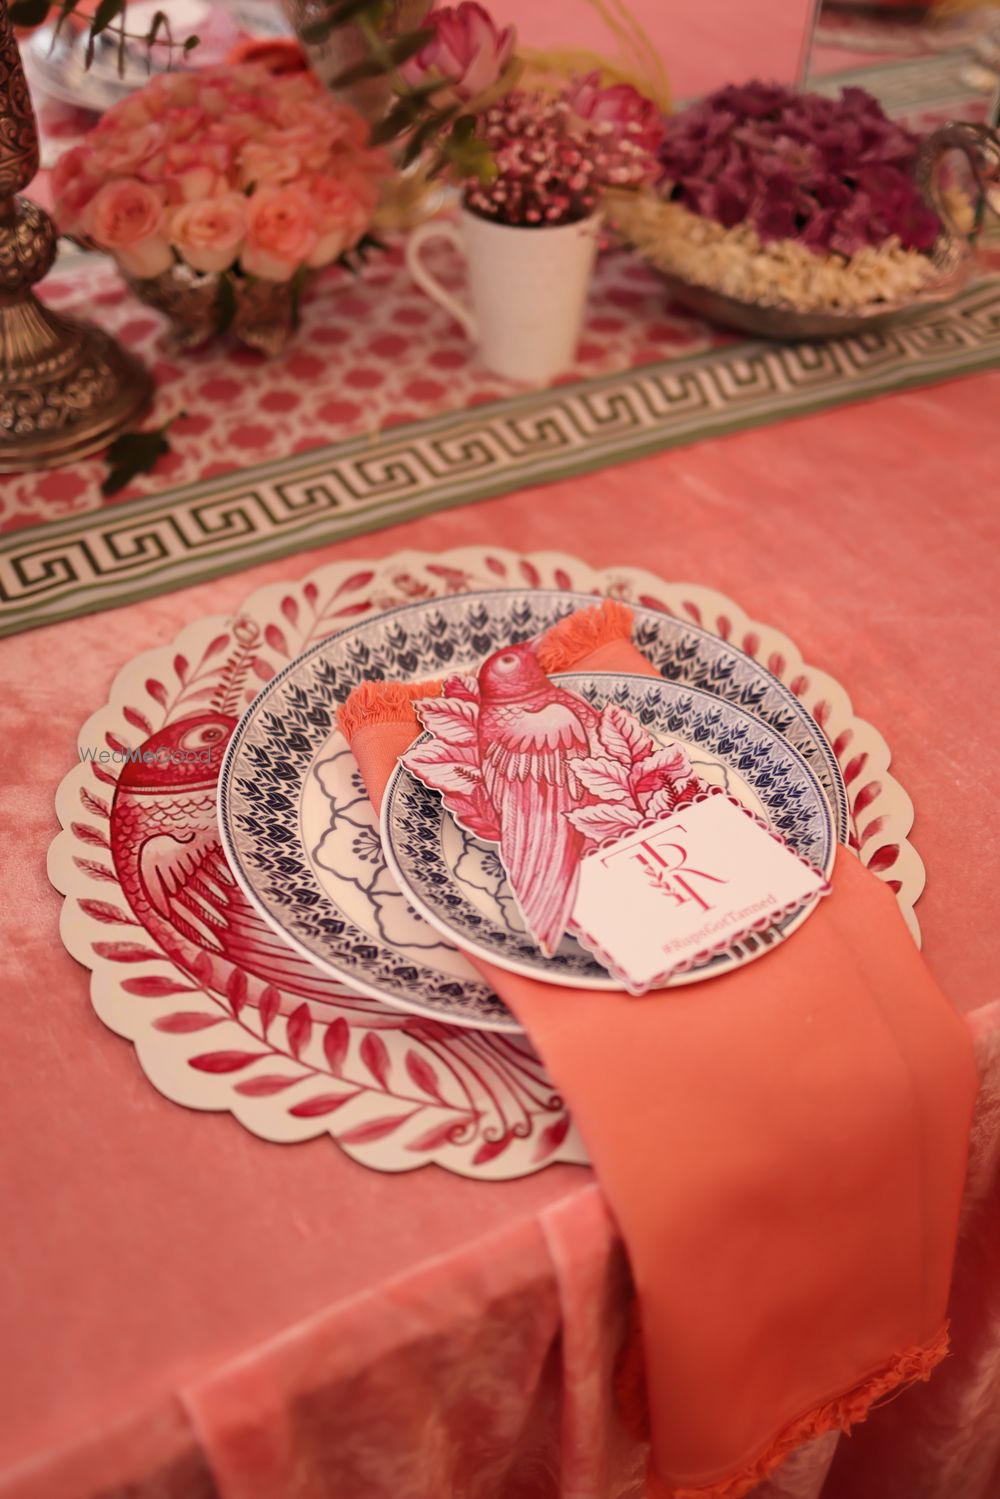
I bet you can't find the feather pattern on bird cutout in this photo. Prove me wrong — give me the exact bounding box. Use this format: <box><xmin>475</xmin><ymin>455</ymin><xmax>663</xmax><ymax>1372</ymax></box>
<box><xmin>402</xmin><ymin>651</ymin><xmax>706</xmax><ymax>960</ymax></box>
<box><xmin>403</xmin><ymin>644</ymin><xmax>601</xmax><ymax>956</ymax></box>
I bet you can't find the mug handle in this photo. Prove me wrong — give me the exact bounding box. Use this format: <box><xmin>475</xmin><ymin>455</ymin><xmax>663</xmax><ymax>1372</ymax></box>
<box><xmin>405</xmin><ymin>220</ymin><xmax>477</xmax><ymax>339</ymax></box>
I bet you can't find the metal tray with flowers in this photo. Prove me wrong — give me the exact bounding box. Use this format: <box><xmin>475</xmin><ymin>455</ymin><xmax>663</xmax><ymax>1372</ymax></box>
<box><xmin>613</xmin><ymin>87</ymin><xmax>1000</xmax><ymax>341</ymax></box>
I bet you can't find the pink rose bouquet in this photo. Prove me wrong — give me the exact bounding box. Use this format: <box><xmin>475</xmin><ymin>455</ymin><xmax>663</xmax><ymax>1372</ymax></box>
<box><xmin>53</xmin><ymin>63</ymin><xmax>389</xmax><ymax>346</ymax></box>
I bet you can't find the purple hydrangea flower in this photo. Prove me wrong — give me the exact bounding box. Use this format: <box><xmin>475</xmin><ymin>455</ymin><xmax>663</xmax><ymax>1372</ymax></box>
<box><xmin>657</xmin><ymin>80</ymin><xmax>941</xmax><ymax>256</ymax></box>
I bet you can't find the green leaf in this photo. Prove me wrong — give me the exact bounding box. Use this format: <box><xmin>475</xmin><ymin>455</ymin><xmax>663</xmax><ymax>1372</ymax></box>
<box><xmin>10</xmin><ymin>0</ymin><xmax>52</xmax><ymax>27</ymax></box>
<box><xmin>289</xmin><ymin>264</ymin><xmax>309</xmax><ymax>332</ymax></box>
<box><xmin>450</xmin><ymin>113</ymin><xmax>477</xmax><ymax>145</ymax></box>
<box><xmin>101</xmin><ymin>431</ymin><xmax>171</xmax><ymax>497</ymax></box>
<box><xmin>340</xmin><ymin>231</ymin><xmax>387</xmax><ymax>273</ymax></box>
<box><xmin>384</xmin><ymin>25</ymin><xmax>434</xmax><ymax>65</ymax></box>
<box><xmin>398</xmin><ymin>77</ymin><xmax>450</xmax><ymax>100</ymax></box>
<box><xmin>53</xmin><ymin>0</ymin><xmax>82</xmax><ymax>41</ymax></box>
<box><xmin>89</xmin><ymin>0</ymin><xmax>125</xmax><ymax>38</ymax></box>
<box><xmin>216</xmin><ymin>272</ymin><xmax>237</xmax><ymax>335</ymax></box>
<box><xmin>402</xmin><ymin>105</ymin><xmax>458</xmax><ymax>168</ymax></box>
<box><xmin>329</xmin><ymin>25</ymin><xmax>434</xmax><ymax>89</ymax></box>
<box><xmin>297</xmin><ymin>16</ymin><xmax>329</xmax><ymax>42</ymax></box>
<box><xmin>357</xmin><ymin>232</ymin><xmax>387</xmax><ymax>255</ymax></box>
<box><xmin>144</xmin><ymin>8</ymin><xmax>169</xmax><ymax>44</ymax></box>
<box><xmin>328</xmin><ymin>55</ymin><xmax>386</xmax><ymax>87</ymax></box>
<box><xmin>101</xmin><ymin>410</ymin><xmax>187</xmax><ymax>497</ymax></box>
<box><xmin>328</xmin><ymin>0</ymin><xmax>385</xmax><ymax>24</ymax></box>
<box><xmin>300</xmin><ymin>0</ymin><xmax>379</xmax><ymax>41</ymax></box>
<box><xmin>440</xmin><ymin>116</ymin><xmax>495</xmax><ymax>184</ymax></box>
<box><xmin>369</xmin><ymin>94</ymin><xmax>424</xmax><ymax>146</ymax></box>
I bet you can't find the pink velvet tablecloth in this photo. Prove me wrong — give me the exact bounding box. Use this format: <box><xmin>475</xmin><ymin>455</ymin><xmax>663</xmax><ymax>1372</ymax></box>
<box><xmin>2</xmin><ymin>372</ymin><xmax>1000</xmax><ymax>1499</ymax></box>
<box><xmin>4</xmin><ymin>2</ymin><xmax>1000</xmax><ymax>1494</ymax></box>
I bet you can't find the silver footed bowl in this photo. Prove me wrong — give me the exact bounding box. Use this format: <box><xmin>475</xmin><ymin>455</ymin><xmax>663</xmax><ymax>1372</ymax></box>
<box><xmin>623</xmin><ymin>121</ymin><xmax>1000</xmax><ymax>341</ymax></box>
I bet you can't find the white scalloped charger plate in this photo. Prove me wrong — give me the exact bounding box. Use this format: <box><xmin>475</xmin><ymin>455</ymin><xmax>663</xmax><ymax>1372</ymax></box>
<box><xmin>48</xmin><ymin>547</ymin><xmax>922</xmax><ymax>1179</ymax></box>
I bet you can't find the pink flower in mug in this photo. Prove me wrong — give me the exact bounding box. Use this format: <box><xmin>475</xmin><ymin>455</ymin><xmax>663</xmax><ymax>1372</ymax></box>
<box><xmin>168</xmin><ymin>192</ymin><xmax>249</xmax><ymax>272</ymax></box>
<box><xmin>80</xmin><ymin>178</ymin><xmax>173</xmax><ymax>279</ymax></box>
<box><xmin>565</xmin><ymin>72</ymin><xmax>665</xmax><ymax>155</ymax></box>
<box><xmin>302</xmin><ymin>175</ymin><xmax>371</xmax><ymax>267</ymax></box>
<box><xmin>50</xmin><ymin>146</ymin><xmax>101</xmax><ymax>235</ymax></box>
<box><xmin>241</xmin><ymin>186</ymin><xmax>318</xmax><ymax>281</ymax></box>
<box><xmin>401</xmin><ymin>3</ymin><xmax>515</xmax><ymax>101</ymax></box>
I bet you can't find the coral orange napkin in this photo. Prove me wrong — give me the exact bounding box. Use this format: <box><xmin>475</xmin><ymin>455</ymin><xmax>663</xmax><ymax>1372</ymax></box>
<box><xmin>339</xmin><ymin>603</ymin><xmax>977</xmax><ymax>1499</ymax></box>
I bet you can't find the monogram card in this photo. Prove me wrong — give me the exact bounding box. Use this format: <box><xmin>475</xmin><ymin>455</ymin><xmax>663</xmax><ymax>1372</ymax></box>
<box><xmin>569</xmin><ymin>792</ymin><xmax>830</xmax><ymax>995</ymax></box>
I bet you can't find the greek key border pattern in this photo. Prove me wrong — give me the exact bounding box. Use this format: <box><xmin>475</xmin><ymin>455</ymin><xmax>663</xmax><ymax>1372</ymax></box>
<box><xmin>3</xmin><ymin>274</ymin><xmax>999</xmax><ymax>636</ymax></box>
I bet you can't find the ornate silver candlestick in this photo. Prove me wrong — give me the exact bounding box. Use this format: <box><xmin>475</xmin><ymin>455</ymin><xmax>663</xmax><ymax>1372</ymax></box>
<box><xmin>0</xmin><ymin>0</ymin><xmax>152</xmax><ymax>472</ymax></box>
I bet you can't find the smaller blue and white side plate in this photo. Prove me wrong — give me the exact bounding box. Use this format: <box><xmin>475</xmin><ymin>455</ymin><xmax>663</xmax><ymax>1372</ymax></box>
<box><xmin>381</xmin><ymin>673</ymin><xmax>835</xmax><ymax>1002</ymax></box>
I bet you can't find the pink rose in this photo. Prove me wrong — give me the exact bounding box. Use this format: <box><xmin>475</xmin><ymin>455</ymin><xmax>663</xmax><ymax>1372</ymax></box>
<box><xmin>50</xmin><ymin>146</ymin><xmax>101</xmax><ymax>236</ymax></box>
<box><xmin>160</xmin><ymin>105</ymin><xmax>207</xmax><ymax>145</ymax></box>
<box><xmin>144</xmin><ymin>140</ymin><xmax>233</xmax><ymax>203</ymax></box>
<box><xmin>401</xmin><ymin>2</ymin><xmax>515</xmax><ymax>102</ymax></box>
<box><xmin>302</xmin><ymin>175</ymin><xmax>371</xmax><ymax>267</ymax></box>
<box><xmin>238</xmin><ymin>138</ymin><xmax>303</xmax><ymax>190</ymax></box>
<box><xmin>80</xmin><ymin>178</ymin><xmax>172</xmax><ymax>279</ymax></box>
<box><xmin>241</xmin><ymin>187</ymin><xmax>318</xmax><ymax>281</ymax></box>
<box><xmin>171</xmin><ymin>167</ymin><xmax>231</xmax><ymax>203</ymax></box>
<box><xmin>90</xmin><ymin>122</ymin><xmax>165</xmax><ymax>180</ymax></box>
<box><xmin>348</xmin><ymin>145</ymin><xmax>393</xmax><ymax>182</ymax></box>
<box><xmin>267</xmin><ymin>93</ymin><xmax>370</xmax><ymax>153</ymax></box>
<box><xmin>565</xmin><ymin>72</ymin><xmax>665</xmax><ymax>156</ymax></box>
<box><xmin>340</xmin><ymin>167</ymin><xmax>381</xmax><ymax>214</ymax></box>
<box><xmin>147</xmin><ymin>72</ymin><xmax>200</xmax><ymax>111</ymax></box>
<box><xmin>96</xmin><ymin>94</ymin><xmax>155</xmax><ymax>134</ymax></box>
<box><xmin>167</xmin><ymin>193</ymin><xmax>249</xmax><ymax>273</ymax></box>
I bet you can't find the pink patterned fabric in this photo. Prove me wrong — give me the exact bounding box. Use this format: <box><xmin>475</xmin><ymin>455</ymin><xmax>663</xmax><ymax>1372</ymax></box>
<box><xmin>3</xmin><ymin>368</ymin><xmax>1000</xmax><ymax>1494</ymax></box>
<box><xmin>4</xmin><ymin>247</ymin><xmax>723</xmax><ymax>529</ymax></box>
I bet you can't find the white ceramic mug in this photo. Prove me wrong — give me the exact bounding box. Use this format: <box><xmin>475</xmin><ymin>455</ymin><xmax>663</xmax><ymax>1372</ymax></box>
<box><xmin>405</xmin><ymin>208</ymin><xmax>601</xmax><ymax>384</ymax></box>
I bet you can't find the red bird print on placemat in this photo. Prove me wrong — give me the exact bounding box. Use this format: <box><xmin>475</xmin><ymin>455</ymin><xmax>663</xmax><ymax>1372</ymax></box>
<box><xmin>110</xmin><ymin>712</ymin><xmax>366</xmax><ymax>1011</ymax></box>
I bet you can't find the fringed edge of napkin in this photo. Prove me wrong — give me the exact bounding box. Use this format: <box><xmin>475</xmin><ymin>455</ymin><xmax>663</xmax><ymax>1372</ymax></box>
<box><xmin>336</xmin><ymin>599</ymin><xmax>638</xmax><ymax>747</ymax></box>
<box><xmin>337</xmin><ymin>679</ymin><xmax>443</xmax><ymax>740</ymax></box>
<box><xmin>536</xmin><ymin>599</ymin><xmax>635</xmax><ymax>673</ymax></box>
<box><xmin>616</xmin><ymin>1309</ymin><xmax>950</xmax><ymax>1499</ymax></box>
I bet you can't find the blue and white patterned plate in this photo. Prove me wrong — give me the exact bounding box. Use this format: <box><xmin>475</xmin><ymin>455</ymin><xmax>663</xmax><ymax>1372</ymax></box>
<box><xmin>381</xmin><ymin>673</ymin><xmax>835</xmax><ymax>997</ymax></box>
<box><xmin>219</xmin><ymin>590</ymin><xmax>846</xmax><ymax>1031</ymax></box>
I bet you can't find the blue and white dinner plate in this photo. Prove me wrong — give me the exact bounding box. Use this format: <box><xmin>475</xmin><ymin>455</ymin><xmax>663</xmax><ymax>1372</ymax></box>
<box><xmin>219</xmin><ymin>589</ymin><xmax>846</xmax><ymax>1031</ymax></box>
<box><xmin>381</xmin><ymin>672</ymin><xmax>835</xmax><ymax>997</ymax></box>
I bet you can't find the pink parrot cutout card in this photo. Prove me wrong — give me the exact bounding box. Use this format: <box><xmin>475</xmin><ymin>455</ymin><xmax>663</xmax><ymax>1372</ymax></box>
<box><xmin>399</xmin><ymin>644</ymin><xmax>830</xmax><ymax>995</ymax></box>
